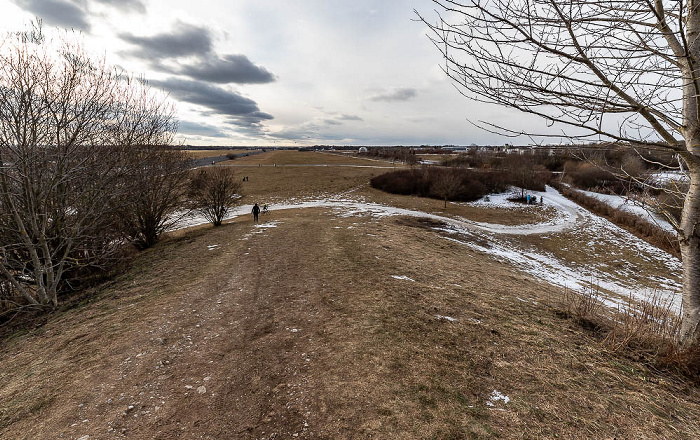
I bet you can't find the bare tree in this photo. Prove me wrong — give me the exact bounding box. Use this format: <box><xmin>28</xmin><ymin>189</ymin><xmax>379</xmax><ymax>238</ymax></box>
<box><xmin>117</xmin><ymin>144</ymin><xmax>191</xmax><ymax>249</ymax></box>
<box><xmin>0</xmin><ymin>25</ymin><xmax>180</xmax><ymax>306</ymax></box>
<box><xmin>417</xmin><ymin>1</ymin><xmax>700</xmax><ymax>345</ymax></box>
<box><xmin>431</xmin><ymin>168</ymin><xmax>465</xmax><ymax>207</ymax></box>
<box><xmin>112</xmin><ymin>81</ymin><xmax>189</xmax><ymax>250</ymax></box>
<box><xmin>188</xmin><ymin>167</ymin><xmax>242</xmax><ymax>226</ymax></box>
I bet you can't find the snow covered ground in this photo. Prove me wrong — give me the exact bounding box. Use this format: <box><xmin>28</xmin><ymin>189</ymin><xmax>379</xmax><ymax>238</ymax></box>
<box><xmin>174</xmin><ymin>185</ymin><xmax>682</xmax><ymax>313</ymax></box>
<box><xmin>576</xmin><ymin>189</ymin><xmax>676</xmax><ymax>232</ymax></box>
<box><xmin>649</xmin><ymin>170</ymin><xmax>688</xmax><ymax>185</ymax></box>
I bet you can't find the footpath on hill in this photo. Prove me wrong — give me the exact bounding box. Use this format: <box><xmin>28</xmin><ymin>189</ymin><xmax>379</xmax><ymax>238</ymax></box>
<box><xmin>2</xmin><ymin>200</ymin><xmax>700</xmax><ymax>439</ymax></box>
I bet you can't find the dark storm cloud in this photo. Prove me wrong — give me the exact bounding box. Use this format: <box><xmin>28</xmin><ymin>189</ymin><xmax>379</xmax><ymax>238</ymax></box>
<box><xmin>94</xmin><ymin>0</ymin><xmax>147</xmax><ymax>13</ymax></box>
<box><xmin>13</xmin><ymin>0</ymin><xmax>147</xmax><ymax>32</ymax></box>
<box><xmin>178</xmin><ymin>121</ymin><xmax>229</xmax><ymax>138</ymax></box>
<box><xmin>13</xmin><ymin>0</ymin><xmax>91</xmax><ymax>31</ymax></box>
<box><xmin>121</xmin><ymin>24</ymin><xmax>276</xmax><ymax>85</ymax></box>
<box><xmin>370</xmin><ymin>87</ymin><xmax>417</xmax><ymax>102</ymax></box>
<box><xmin>152</xmin><ymin>78</ymin><xmax>273</xmax><ymax>126</ymax></box>
<box><xmin>120</xmin><ymin>22</ymin><xmax>213</xmax><ymax>60</ymax></box>
<box><xmin>178</xmin><ymin>54</ymin><xmax>275</xmax><ymax>84</ymax></box>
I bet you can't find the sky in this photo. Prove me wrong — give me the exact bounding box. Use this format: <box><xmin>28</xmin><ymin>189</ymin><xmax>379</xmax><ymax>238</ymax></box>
<box><xmin>0</xmin><ymin>0</ymin><xmax>543</xmax><ymax>146</ymax></box>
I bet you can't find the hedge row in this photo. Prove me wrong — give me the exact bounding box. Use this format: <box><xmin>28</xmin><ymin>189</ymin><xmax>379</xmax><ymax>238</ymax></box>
<box><xmin>551</xmin><ymin>182</ymin><xmax>680</xmax><ymax>257</ymax></box>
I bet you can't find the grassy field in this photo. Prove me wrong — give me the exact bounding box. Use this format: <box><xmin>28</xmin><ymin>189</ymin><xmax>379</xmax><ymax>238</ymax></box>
<box><xmin>0</xmin><ymin>150</ymin><xmax>697</xmax><ymax>439</ymax></box>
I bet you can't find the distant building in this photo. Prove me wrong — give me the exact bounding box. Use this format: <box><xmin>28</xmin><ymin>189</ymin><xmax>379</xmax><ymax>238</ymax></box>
<box><xmin>358</xmin><ymin>147</ymin><xmax>368</xmax><ymax>154</ymax></box>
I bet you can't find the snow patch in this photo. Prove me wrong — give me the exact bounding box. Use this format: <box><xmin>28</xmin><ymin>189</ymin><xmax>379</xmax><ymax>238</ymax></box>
<box><xmin>487</xmin><ymin>390</ymin><xmax>510</xmax><ymax>406</ymax></box>
<box><xmin>577</xmin><ymin>188</ymin><xmax>675</xmax><ymax>232</ymax></box>
<box><xmin>436</xmin><ymin>315</ymin><xmax>457</xmax><ymax>322</ymax></box>
<box><xmin>391</xmin><ymin>275</ymin><xmax>415</xmax><ymax>282</ymax></box>
<box><xmin>255</xmin><ymin>221</ymin><xmax>280</xmax><ymax>229</ymax></box>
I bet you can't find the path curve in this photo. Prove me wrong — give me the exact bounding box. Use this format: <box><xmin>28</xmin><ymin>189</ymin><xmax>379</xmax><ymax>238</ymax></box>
<box><xmin>177</xmin><ymin>186</ymin><xmax>583</xmax><ymax>236</ymax></box>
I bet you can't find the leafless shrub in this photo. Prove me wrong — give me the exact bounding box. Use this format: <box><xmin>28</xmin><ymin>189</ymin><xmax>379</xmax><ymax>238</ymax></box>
<box><xmin>188</xmin><ymin>167</ymin><xmax>242</xmax><ymax>226</ymax></box>
<box><xmin>654</xmin><ymin>179</ymin><xmax>688</xmax><ymax>228</ymax></box>
<box><xmin>558</xmin><ymin>284</ymin><xmax>605</xmax><ymax>330</ymax></box>
<box><xmin>430</xmin><ymin>169</ymin><xmax>465</xmax><ymax>208</ymax></box>
<box><xmin>117</xmin><ymin>146</ymin><xmax>191</xmax><ymax>249</ymax></box>
<box><xmin>563</xmin><ymin>161</ymin><xmax>619</xmax><ymax>192</ymax></box>
<box><xmin>604</xmin><ymin>292</ymin><xmax>681</xmax><ymax>355</ymax></box>
<box><xmin>620</xmin><ymin>153</ymin><xmax>648</xmax><ymax>181</ymax></box>
<box><xmin>554</xmin><ymin>286</ymin><xmax>699</xmax><ymax>375</ymax></box>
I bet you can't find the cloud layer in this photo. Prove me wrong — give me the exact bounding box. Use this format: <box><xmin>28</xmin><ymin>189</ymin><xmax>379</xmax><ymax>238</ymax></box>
<box><xmin>13</xmin><ymin>0</ymin><xmax>90</xmax><ymax>30</ymax></box>
<box><xmin>120</xmin><ymin>22</ymin><xmax>275</xmax><ymax>85</ymax></box>
<box><xmin>370</xmin><ymin>88</ymin><xmax>417</xmax><ymax>102</ymax></box>
<box><xmin>151</xmin><ymin>78</ymin><xmax>273</xmax><ymax>129</ymax></box>
<box><xmin>178</xmin><ymin>121</ymin><xmax>229</xmax><ymax>138</ymax></box>
<box><xmin>12</xmin><ymin>0</ymin><xmax>147</xmax><ymax>31</ymax></box>
<box><xmin>120</xmin><ymin>22</ymin><xmax>212</xmax><ymax>60</ymax></box>
<box><xmin>178</xmin><ymin>54</ymin><xmax>275</xmax><ymax>84</ymax></box>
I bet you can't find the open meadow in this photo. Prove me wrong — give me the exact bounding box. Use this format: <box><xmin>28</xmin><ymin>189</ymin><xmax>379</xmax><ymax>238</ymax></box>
<box><xmin>0</xmin><ymin>151</ymin><xmax>698</xmax><ymax>439</ymax></box>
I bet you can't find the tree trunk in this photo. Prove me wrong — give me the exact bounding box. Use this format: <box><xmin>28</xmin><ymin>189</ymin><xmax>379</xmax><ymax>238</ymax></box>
<box><xmin>680</xmin><ymin>164</ymin><xmax>700</xmax><ymax>345</ymax></box>
<box><xmin>678</xmin><ymin>3</ymin><xmax>700</xmax><ymax>345</ymax></box>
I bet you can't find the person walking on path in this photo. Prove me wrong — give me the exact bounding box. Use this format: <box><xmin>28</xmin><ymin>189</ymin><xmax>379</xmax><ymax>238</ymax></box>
<box><xmin>252</xmin><ymin>203</ymin><xmax>260</xmax><ymax>222</ymax></box>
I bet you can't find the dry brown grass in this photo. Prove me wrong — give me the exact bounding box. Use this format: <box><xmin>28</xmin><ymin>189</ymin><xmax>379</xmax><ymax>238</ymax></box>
<box><xmin>227</xmin><ymin>149</ymin><xmax>395</xmax><ymax>166</ymax></box>
<box><xmin>0</xmin><ymin>150</ymin><xmax>698</xmax><ymax>439</ymax></box>
<box><xmin>550</xmin><ymin>282</ymin><xmax>700</xmax><ymax>379</ymax></box>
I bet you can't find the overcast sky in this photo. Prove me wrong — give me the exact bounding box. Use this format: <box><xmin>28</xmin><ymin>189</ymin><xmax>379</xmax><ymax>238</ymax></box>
<box><xmin>1</xmin><ymin>0</ymin><xmax>544</xmax><ymax>146</ymax></box>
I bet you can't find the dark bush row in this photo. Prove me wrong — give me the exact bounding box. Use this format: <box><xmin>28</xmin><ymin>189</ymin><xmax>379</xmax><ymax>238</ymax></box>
<box><xmin>551</xmin><ymin>182</ymin><xmax>680</xmax><ymax>257</ymax></box>
<box><xmin>370</xmin><ymin>167</ymin><xmax>511</xmax><ymax>202</ymax></box>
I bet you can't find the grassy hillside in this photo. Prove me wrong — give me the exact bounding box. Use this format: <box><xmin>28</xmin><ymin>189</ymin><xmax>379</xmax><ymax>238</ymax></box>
<box><xmin>0</xmin><ymin>151</ymin><xmax>698</xmax><ymax>439</ymax></box>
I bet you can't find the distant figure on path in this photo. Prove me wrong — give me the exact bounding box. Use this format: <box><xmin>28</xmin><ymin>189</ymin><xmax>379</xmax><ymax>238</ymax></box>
<box><xmin>252</xmin><ymin>203</ymin><xmax>260</xmax><ymax>222</ymax></box>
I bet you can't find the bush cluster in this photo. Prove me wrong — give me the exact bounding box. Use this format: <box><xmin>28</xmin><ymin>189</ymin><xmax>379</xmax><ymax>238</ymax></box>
<box><xmin>370</xmin><ymin>167</ymin><xmax>509</xmax><ymax>202</ymax></box>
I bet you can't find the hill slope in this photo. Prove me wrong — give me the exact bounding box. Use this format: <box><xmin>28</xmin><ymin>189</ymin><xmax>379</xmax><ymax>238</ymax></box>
<box><xmin>0</xmin><ymin>151</ymin><xmax>698</xmax><ymax>439</ymax></box>
<box><xmin>1</xmin><ymin>207</ymin><xmax>700</xmax><ymax>438</ymax></box>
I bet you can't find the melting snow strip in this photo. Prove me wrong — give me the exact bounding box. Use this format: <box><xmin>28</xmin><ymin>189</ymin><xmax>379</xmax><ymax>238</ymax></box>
<box><xmin>436</xmin><ymin>315</ymin><xmax>457</xmax><ymax>322</ymax></box>
<box><xmin>391</xmin><ymin>275</ymin><xmax>415</xmax><ymax>282</ymax></box>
